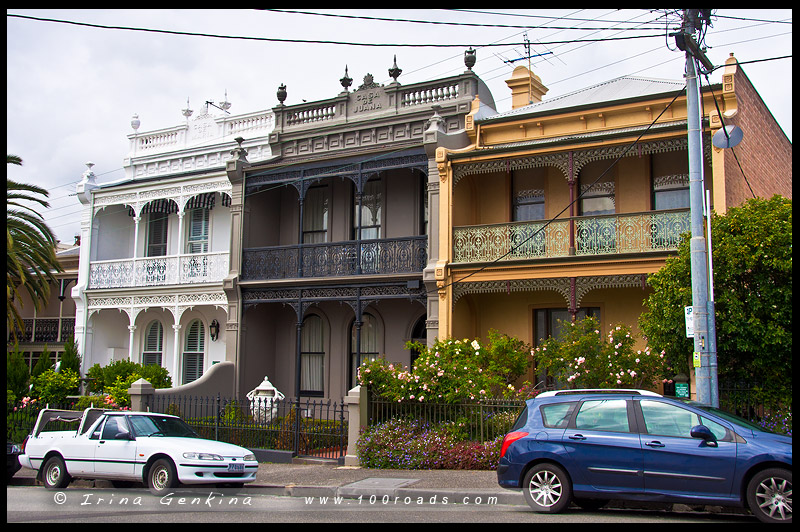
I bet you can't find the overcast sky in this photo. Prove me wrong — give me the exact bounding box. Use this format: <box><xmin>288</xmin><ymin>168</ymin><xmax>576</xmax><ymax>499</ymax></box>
<box><xmin>6</xmin><ymin>9</ymin><xmax>792</xmax><ymax>245</ymax></box>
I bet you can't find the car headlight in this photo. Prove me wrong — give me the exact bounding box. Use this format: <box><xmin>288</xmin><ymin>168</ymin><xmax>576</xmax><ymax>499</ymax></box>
<box><xmin>243</xmin><ymin>454</ymin><xmax>256</xmax><ymax>461</ymax></box>
<box><xmin>183</xmin><ymin>452</ymin><xmax>223</xmax><ymax>461</ymax></box>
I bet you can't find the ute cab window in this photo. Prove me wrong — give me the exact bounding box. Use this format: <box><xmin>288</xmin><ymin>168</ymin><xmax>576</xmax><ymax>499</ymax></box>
<box><xmin>99</xmin><ymin>416</ymin><xmax>132</xmax><ymax>440</ymax></box>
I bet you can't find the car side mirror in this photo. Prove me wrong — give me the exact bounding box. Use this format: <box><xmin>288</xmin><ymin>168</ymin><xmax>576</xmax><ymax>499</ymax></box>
<box><xmin>115</xmin><ymin>430</ymin><xmax>134</xmax><ymax>440</ymax></box>
<box><xmin>690</xmin><ymin>424</ymin><xmax>717</xmax><ymax>445</ymax></box>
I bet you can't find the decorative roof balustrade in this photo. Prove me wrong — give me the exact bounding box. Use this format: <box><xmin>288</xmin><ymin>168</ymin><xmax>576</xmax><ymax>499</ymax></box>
<box><xmin>271</xmin><ymin>71</ymin><xmax>492</xmax><ymax>138</ymax></box>
<box><xmin>124</xmin><ymin>110</ymin><xmax>276</xmax><ymax>180</ymax></box>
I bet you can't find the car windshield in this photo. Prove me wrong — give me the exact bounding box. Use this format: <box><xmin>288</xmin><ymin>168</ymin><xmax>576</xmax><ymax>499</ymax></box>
<box><xmin>128</xmin><ymin>415</ymin><xmax>200</xmax><ymax>438</ymax></box>
<box><xmin>682</xmin><ymin>401</ymin><xmax>777</xmax><ymax>434</ymax></box>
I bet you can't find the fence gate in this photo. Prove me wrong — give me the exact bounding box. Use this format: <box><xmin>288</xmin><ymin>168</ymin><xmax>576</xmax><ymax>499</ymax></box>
<box><xmin>146</xmin><ymin>394</ymin><xmax>348</xmax><ymax>461</ymax></box>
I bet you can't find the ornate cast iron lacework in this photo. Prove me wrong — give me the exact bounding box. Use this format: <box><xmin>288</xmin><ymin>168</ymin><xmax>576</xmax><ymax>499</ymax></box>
<box><xmin>452</xmin><ymin>210</ymin><xmax>689</xmax><ymax>263</ymax></box>
<box><xmin>241</xmin><ymin>283</ymin><xmax>427</xmax><ymax>319</ymax></box>
<box><xmin>245</xmin><ymin>152</ymin><xmax>428</xmax><ymax>196</ymax></box>
<box><xmin>452</xmin><ymin>137</ymin><xmax>695</xmax><ymax>185</ymax></box>
<box><xmin>452</xmin><ymin>274</ymin><xmax>647</xmax><ymax>309</ymax></box>
<box><xmin>242</xmin><ymin>237</ymin><xmax>426</xmax><ymax>281</ymax></box>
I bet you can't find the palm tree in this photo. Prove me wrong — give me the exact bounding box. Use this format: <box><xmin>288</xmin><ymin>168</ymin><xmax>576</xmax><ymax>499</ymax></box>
<box><xmin>7</xmin><ymin>154</ymin><xmax>63</xmax><ymax>338</ymax></box>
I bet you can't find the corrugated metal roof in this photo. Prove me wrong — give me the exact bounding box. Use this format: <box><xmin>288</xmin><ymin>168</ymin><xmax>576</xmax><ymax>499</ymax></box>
<box><xmin>480</xmin><ymin>76</ymin><xmax>686</xmax><ymax>123</ymax></box>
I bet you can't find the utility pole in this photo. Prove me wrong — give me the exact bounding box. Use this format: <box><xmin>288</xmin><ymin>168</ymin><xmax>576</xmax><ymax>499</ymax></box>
<box><xmin>674</xmin><ymin>9</ymin><xmax>718</xmax><ymax>407</ymax></box>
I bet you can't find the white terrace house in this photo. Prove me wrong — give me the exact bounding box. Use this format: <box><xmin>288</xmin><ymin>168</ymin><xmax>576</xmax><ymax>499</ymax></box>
<box><xmin>72</xmin><ymin>104</ymin><xmax>275</xmax><ymax>386</ymax></box>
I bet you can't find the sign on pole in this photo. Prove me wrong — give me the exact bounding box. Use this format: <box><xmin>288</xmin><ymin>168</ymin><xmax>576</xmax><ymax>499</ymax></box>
<box><xmin>684</xmin><ymin>306</ymin><xmax>694</xmax><ymax>338</ymax></box>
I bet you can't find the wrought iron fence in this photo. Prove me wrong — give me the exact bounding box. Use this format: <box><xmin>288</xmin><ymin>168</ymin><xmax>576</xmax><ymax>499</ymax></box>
<box><xmin>6</xmin><ymin>396</ymin><xmax>348</xmax><ymax>460</ymax></box>
<box><xmin>367</xmin><ymin>394</ymin><xmax>524</xmax><ymax>443</ymax></box>
<box><xmin>146</xmin><ymin>394</ymin><xmax>348</xmax><ymax>460</ymax></box>
<box><xmin>7</xmin><ymin>400</ymin><xmax>76</xmax><ymax>443</ymax></box>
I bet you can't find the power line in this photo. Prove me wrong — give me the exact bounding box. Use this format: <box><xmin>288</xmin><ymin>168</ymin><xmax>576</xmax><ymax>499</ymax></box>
<box><xmin>261</xmin><ymin>9</ymin><xmax>667</xmax><ymax>32</ymax></box>
<box><xmin>7</xmin><ymin>13</ymin><xmax>665</xmax><ymax>47</ymax></box>
<box><xmin>446</xmin><ymin>9</ymin><xmax>670</xmax><ymax>25</ymax></box>
<box><xmin>713</xmin><ymin>13</ymin><xmax>793</xmax><ymax>24</ymax></box>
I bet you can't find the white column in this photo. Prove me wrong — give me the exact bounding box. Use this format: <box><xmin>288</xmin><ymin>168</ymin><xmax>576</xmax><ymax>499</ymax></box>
<box><xmin>172</xmin><ymin>323</ymin><xmax>182</xmax><ymax>385</ymax></box>
<box><xmin>127</xmin><ymin>325</ymin><xmax>137</xmax><ymax>362</ymax></box>
<box><xmin>132</xmin><ymin>216</ymin><xmax>141</xmax><ymax>260</ymax></box>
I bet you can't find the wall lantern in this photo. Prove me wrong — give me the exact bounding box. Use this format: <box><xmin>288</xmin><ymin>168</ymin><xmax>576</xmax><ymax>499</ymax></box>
<box><xmin>209</xmin><ymin>319</ymin><xmax>220</xmax><ymax>342</ymax></box>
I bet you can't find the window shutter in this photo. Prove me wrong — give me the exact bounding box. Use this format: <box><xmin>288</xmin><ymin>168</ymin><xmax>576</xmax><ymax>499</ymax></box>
<box><xmin>143</xmin><ymin>321</ymin><xmax>163</xmax><ymax>366</ymax></box>
<box><xmin>147</xmin><ymin>212</ymin><xmax>169</xmax><ymax>257</ymax></box>
<box><xmin>182</xmin><ymin>320</ymin><xmax>205</xmax><ymax>384</ymax></box>
<box><xmin>187</xmin><ymin>208</ymin><xmax>209</xmax><ymax>254</ymax></box>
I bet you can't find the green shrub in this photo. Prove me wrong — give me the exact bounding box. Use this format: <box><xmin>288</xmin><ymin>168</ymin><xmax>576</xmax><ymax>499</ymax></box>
<box><xmin>359</xmin><ymin>329</ymin><xmax>532</xmax><ymax>403</ymax></box>
<box><xmin>30</xmin><ymin>368</ymin><xmax>79</xmax><ymax>403</ymax></box>
<box><xmin>31</xmin><ymin>346</ymin><xmax>53</xmax><ymax>379</ymax></box>
<box><xmin>86</xmin><ymin>360</ymin><xmax>171</xmax><ymax>394</ymax></box>
<box><xmin>58</xmin><ymin>336</ymin><xmax>82</xmax><ymax>375</ymax></box>
<box><xmin>6</xmin><ymin>343</ymin><xmax>30</xmax><ymax>400</ymax></box>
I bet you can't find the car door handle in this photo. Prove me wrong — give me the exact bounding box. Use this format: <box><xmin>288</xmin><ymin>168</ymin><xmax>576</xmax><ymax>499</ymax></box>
<box><xmin>568</xmin><ymin>434</ymin><xmax>587</xmax><ymax>441</ymax></box>
<box><xmin>645</xmin><ymin>441</ymin><xmax>665</xmax><ymax>448</ymax></box>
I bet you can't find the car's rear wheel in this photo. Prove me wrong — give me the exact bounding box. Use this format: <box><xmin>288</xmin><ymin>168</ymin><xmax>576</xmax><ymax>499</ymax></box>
<box><xmin>147</xmin><ymin>458</ymin><xmax>179</xmax><ymax>496</ymax></box>
<box><xmin>42</xmin><ymin>455</ymin><xmax>71</xmax><ymax>490</ymax></box>
<box><xmin>746</xmin><ymin>468</ymin><xmax>792</xmax><ymax>523</ymax></box>
<box><xmin>522</xmin><ymin>463</ymin><xmax>572</xmax><ymax>513</ymax></box>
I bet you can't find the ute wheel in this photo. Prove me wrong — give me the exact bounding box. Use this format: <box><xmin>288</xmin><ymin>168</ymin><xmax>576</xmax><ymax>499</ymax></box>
<box><xmin>42</xmin><ymin>455</ymin><xmax>71</xmax><ymax>490</ymax></box>
<box><xmin>522</xmin><ymin>463</ymin><xmax>572</xmax><ymax>513</ymax></box>
<box><xmin>147</xmin><ymin>458</ymin><xmax>179</xmax><ymax>496</ymax></box>
<box><xmin>746</xmin><ymin>468</ymin><xmax>792</xmax><ymax>523</ymax></box>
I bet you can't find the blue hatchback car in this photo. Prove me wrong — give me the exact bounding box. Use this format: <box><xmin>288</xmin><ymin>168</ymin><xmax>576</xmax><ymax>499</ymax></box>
<box><xmin>497</xmin><ymin>389</ymin><xmax>792</xmax><ymax>523</ymax></box>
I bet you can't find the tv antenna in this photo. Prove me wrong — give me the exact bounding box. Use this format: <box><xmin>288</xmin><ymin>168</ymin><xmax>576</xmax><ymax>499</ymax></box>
<box><xmin>503</xmin><ymin>33</ymin><xmax>552</xmax><ymax>105</ymax></box>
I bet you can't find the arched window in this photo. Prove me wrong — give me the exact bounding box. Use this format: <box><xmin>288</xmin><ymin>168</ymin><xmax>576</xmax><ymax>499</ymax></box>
<box><xmin>182</xmin><ymin>319</ymin><xmax>205</xmax><ymax>384</ymax></box>
<box><xmin>301</xmin><ymin>315</ymin><xmax>325</xmax><ymax>396</ymax></box>
<box><xmin>142</xmin><ymin>320</ymin><xmax>163</xmax><ymax>366</ymax></box>
<box><xmin>349</xmin><ymin>313</ymin><xmax>381</xmax><ymax>389</ymax></box>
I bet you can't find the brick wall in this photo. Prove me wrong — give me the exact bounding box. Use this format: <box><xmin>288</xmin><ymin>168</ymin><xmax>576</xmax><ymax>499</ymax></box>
<box><xmin>722</xmin><ymin>65</ymin><xmax>792</xmax><ymax>208</ymax></box>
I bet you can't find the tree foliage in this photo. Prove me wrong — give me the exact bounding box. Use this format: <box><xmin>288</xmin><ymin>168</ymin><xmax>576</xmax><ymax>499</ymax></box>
<box><xmin>7</xmin><ymin>154</ymin><xmax>63</xmax><ymax>336</ymax></box>
<box><xmin>640</xmin><ymin>195</ymin><xmax>792</xmax><ymax>393</ymax></box>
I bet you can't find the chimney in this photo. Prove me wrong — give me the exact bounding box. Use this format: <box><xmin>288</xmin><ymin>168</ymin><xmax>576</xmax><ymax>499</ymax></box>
<box><xmin>505</xmin><ymin>66</ymin><xmax>548</xmax><ymax>109</ymax></box>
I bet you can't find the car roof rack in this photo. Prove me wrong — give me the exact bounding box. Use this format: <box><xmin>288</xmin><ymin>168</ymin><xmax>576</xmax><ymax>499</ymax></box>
<box><xmin>538</xmin><ymin>389</ymin><xmax>662</xmax><ymax>397</ymax></box>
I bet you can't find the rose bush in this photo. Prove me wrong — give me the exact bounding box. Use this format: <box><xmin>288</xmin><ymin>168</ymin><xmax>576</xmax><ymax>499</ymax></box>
<box><xmin>357</xmin><ymin>329</ymin><xmax>533</xmax><ymax>403</ymax></box>
<box><xmin>533</xmin><ymin>316</ymin><xmax>669</xmax><ymax>389</ymax></box>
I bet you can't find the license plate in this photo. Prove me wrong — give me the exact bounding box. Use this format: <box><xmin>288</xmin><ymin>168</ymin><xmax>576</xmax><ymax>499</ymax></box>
<box><xmin>227</xmin><ymin>463</ymin><xmax>244</xmax><ymax>472</ymax></box>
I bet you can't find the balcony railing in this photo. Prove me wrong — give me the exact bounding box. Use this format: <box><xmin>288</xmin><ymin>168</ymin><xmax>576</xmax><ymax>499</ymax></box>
<box><xmin>88</xmin><ymin>252</ymin><xmax>230</xmax><ymax>289</ymax></box>
<box><xmin>242</xmin><ymin>236</ymin><xmax>427</xmax><ymax>281</ymax></box>
<box><xmin>9</xmin><ymin>318</ymin><xmax>75</xmax><ymax>344</ymax></box>
<box><xmin>452</xmin><ymin>209</ymin><xmax>690</xmax><ymax>263</ymax></box>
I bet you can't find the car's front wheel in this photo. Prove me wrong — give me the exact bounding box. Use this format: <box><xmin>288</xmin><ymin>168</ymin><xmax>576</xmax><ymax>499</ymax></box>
<box><xmin>147</xmin><ymin>458</ymin><xmax>179</xmax><ymax>496</ymax></box>
<box><xmin>522</xmin><ymin>463</ymin><xmax>572</xmax><ymax>513</ymax></box>
<box><xmin>42</xmin><ymin>455</ymin><xmax>71</xmax><ymax>490</ymax></box>
<box><xmin>746</xmin><ymin>468</ymin><xmax>792</xmax><ymax>524</ymax></box>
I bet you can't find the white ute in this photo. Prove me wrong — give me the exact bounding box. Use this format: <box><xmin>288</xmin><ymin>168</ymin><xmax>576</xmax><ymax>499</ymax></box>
<box><xmin>19</xmin><ymin>408</ymin><xmax>258</xmax><ymax>495</ymax></box>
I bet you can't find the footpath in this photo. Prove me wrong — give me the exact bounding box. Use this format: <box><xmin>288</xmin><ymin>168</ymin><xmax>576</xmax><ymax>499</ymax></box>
<box><xmin>12</xmin><ymin>459</ymin><xmax>749</xmax><ymax>517</ymax></box>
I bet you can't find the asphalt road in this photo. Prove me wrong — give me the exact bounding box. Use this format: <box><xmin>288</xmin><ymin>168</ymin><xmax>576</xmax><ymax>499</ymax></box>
<box><xmin>6</xmin><ymin>485</ymin><xmax>756</xmax><ymax>523</ymax></box>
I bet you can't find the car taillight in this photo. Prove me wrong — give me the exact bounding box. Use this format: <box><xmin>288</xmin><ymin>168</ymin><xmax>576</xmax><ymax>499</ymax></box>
<box><xmin>500</xmin><ymin>431</ymin><xmax>528</xmax><ymax>458</ymax></box>
<box><xmin>21</xmin><ymin>436</ymin><xmax>28</xmax><ymax>452</ymax></box>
